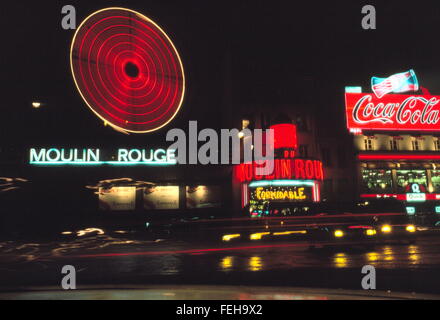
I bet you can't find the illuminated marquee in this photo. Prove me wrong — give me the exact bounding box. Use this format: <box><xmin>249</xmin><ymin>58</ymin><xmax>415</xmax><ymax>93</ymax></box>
<box><xmin>345</xmin><ymin>93</ymin><xmax>440</xmax><ymax>133</ymax></box>
<box><xmin>252</xmin><ymin>186</ymin><xmax>310</xmax><ymax>201</ymax></box>
<box><xmin>29</xmin><ymin>148</ymin><xmax>176</xmax><ymax>166</ymax></box>
<box><xmin>248</xmin><ymin>180</ymin><xmax>318</xmax><ymax>202</ymax></box>
<box><xmin>235</xmin><ymin>159</ymin><xmax>324</xmax><ymax>183</ymax></box>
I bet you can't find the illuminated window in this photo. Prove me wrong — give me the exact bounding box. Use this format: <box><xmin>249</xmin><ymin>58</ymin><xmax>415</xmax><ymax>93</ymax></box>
<box><xmin>389</xmin><ymin>139</ymin><xmax>399</xmax><ymax>151</ymax></box>
<box><xmin>361</xmin><ymin>169</ymin><xmax>393</xmax><ymax>193</ymax></box>
<box><xmin>431</xmin><ymin>170</ymin><xmax>440</xmax><ymax>192</ymax></box>
<box><xmin>412</xmin><ymin>139</ymin><xmax>420</xmax><ymax>151</ymax></box>
<box><xmin>242</xmin><ymin>119</ymin><xmax>250</xmax><ymax>130</ymax></box>
<box><xmin>364</xmin><ymin>138</ymin><xmax>374</xmax><ymax>151</ymax></box>
<box><xmin>434</xmin><ymin>139</ymin><xmax>440</xmax><ymax>151</ymax></box>
<box><xmin>396</xmin><ymin>170</ymin><xmax>427</xmax><ymax>193</ymax></box>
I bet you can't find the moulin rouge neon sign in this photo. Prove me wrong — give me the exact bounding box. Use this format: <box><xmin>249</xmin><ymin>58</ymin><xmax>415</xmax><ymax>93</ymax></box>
<box><xmin>235</xmin><ymin>158</ymin><xmax>324</xmax><ymax>183</ymax></box>
<box><xmin>29</xmin><ymin>148</ymin><xmax>177</xmax><ymax>166</ymax></box>
<box><xmin>345</xmin><ymin>93</ymin><xmax>440</xmax><ymax>133</ymax></box>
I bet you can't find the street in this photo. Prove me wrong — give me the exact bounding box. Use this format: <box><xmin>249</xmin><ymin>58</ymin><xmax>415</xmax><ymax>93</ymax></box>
<box><xmin>2</xmin><ymin>231</ymin><xmax>440</xmax><ymax>296</ymax></box>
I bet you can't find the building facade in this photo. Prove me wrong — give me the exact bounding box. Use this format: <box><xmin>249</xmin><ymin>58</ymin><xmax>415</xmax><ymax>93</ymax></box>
<box><xmin>227</xmin><ymin>102</ymin><xmax>357</xmax><ymax>213</ymax></box>
<box><xmin>345</xmin><ymin>83</ymin><xmax>440</xmax><ymax>204</ymax></box>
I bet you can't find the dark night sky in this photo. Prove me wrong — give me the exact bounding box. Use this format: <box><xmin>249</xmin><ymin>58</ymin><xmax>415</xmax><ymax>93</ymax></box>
<box><xmin>2</xmin><ymin>0</ymin><xmax>440</xmax><ymax>149</ymax></box>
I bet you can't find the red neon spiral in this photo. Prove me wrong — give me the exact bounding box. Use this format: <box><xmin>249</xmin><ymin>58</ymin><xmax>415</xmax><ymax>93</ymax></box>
<box><xmin>70</xmin><ymin>8</ymin><xmax>185</xmax><ymax>133</ymax></box>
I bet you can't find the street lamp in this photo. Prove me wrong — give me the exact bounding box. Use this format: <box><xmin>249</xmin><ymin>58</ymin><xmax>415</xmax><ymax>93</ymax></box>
<box><xmin>32</xmin><ymin>102</ymin><xmax>42</xmax><ymax>109</ymax></box>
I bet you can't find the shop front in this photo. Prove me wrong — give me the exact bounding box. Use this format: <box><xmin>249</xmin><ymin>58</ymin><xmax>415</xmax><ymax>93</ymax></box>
<box><xmin>0</xmin><ymin>144</ymin><xmax>231</xmax><ymax>232</ymax></box>
<box><xmin>234</xmin><ymin>123</ymin><xmax>324</xmax><ymax>217</ymax></box>
<box><xmin>359</xmin><ymin>158</ymin><xmax>440</xmax><ymax>202</ymax></box>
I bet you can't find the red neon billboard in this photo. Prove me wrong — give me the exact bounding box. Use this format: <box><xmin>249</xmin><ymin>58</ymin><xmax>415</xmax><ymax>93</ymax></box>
<box><xmin>345</xmin><ymin>93</ymin><xmax>440</xmax><ymax>133</ymax></box>
<box><xmin>70</xmin><ymin>8</ymin><xmax>185</xmax><ymax>134</ymax></box>
<box><xmin>270</xmin><ymin>123</ymin><xmax>297</xmax><ymax>150</ymax></box>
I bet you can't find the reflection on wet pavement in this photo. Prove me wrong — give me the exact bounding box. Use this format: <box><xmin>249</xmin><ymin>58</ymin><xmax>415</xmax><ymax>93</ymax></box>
<box><xmin>333</xmin><ymin>253</ymin><xmax>348</xmax><ymax>268</ymax></box>
<box><xmin>248</xmin><ymin>256</ymin><xmax>263</xmax><ymax>272</ymax></box>
<box><xmin>2</xmin><ymin>236</ymin><xmax>440</xmax><ymax>273</ymax></box>
<box><xmin>3</xmin><ymin>234</ymin><xmax>440</xmax><ymax>295</ymax></box>
<box><xmin>220</xmin><ymin>256</ymin><xmax>234</xmax><ymax>272</ymax></box>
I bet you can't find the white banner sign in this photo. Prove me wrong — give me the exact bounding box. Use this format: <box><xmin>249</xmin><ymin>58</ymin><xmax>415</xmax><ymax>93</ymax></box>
<box><xmin>186</xmin><ymin>186</ymin><xmax>222</xmax><ymax>209</ymax></box>
<box><xmin>99</xmin><ymin>187</ymin><xmax>136</xmax><ymax>211</ymax></box>
<box><xmin>143</xmin><ymin>186</ymin><xmax>179</xmax><ymax>210</ymax></box>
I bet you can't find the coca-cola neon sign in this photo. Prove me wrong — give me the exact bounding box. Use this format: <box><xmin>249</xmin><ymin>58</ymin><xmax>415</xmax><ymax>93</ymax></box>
<box><xmin>345</xmin><ymin>93</ymin><xmax>440</xmax><ymax>132</ymax></box>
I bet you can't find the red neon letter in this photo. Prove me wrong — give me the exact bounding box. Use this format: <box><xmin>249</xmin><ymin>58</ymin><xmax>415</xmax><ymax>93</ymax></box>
<box><xmin>305</xmin><ymin>160</ymin><xmax>314</xmax><ymax>179</ymax></box>
<box><xmin>294</xmin><ymin>159</ymin><xmax>306</xmax><ymax>179</ymax></box>
<box><xmin>281</xmin><ymin>159</ymin><xmax>292</xmax><ymax>179</ymax></box>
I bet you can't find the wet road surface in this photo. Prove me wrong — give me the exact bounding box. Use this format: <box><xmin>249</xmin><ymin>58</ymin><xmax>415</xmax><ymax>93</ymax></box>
<box><xmin>1</xmin><ymin>232</ymin><xmax>440</xmax><ymax>295</ymax></box>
